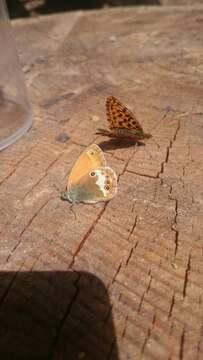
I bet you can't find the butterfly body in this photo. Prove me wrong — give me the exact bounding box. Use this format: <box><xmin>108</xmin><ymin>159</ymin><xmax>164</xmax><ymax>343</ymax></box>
<box><xmin>96</xmin><ymin>96</ymin><xmax>151</xmax><ymax>141</ymax></box>
<box><xmin>61</xmin><ymin>144</ymin><xmax>117</xmax><ymax>204</ymax></box>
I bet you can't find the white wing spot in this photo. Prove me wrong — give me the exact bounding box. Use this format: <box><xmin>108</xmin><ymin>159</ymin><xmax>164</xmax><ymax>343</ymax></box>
<box><xmin>95</xmin><ymin>170</ymin><xmax>108</xmax><ymax>197</ymax></box>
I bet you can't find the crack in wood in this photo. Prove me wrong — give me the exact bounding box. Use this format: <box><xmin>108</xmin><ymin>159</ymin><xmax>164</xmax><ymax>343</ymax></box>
<box><xmin>141</xmin><ymin>312</ymin><xmax>156</xmax><ymax>356</ymax></box>
<box><xmin>110</xmin><ymin>263</ymin><xmax>122</xmax><ymax>289</ymax></box>
<box><xmin>197</xmin><ymin>322</ymin><xmax>203</xmax><ymax>356</ymax></box>
<box><xmin>126</xmin><ymin>169</ymin><xmax>157</xmax><ymax>179</ymax></box>
<box><xmin>166</xmin><ymin>183</ymin><xmax>180</xmax><ymax>257</ymax></box>
<box><xmin>146</xmin><ymin>271</ymin><xmax>152</xmax><ymax>294</ymax></box>
<box><xmin>141</xmin><ymin>327</ymin><xmax>151</xmax><ymax>356</ymax></box>
<box><xmin>127</xmin><ymin>215</ymin><xmax>138</xmax><ymax>242</ymax></box>
<box><xmin>22</xmin><ymin>155</ymin><xmax>62</xmax><ymax>199</ymax></box>
<box><xmin>168</xmin><ymin>293</ymin><xmax>175</xmax><ymax>319</ymax></box>
<box><xmin>6</xmin><ymin>198</ymin><xmax>51</xmax><ymax>263</ymax></box>
<box><xmin>0</xmin><ymin>145</ymin><xmax>36</xmax><ymax>187</ymax></box>
<box><xmin>121</xmin><ymin>314</ymin><xmax>128</xmax><ymax>339</ymax></box>
<box><xmin>124</xmin><ymin>242</ymin><xmax>138</xmax><ymax>268</ymax></box>
<box><xmin>118</xmin><ymin>150</ymin><xmax>136</xmax><ymax>180</ymax></box>
<box><xmin>183</xmin><ymin>254</ymin><xmax>191</xmax><ymax>298</ymax></box>
<box><xmin>48</xmin><ymin>273</ymin><xmax>80</xmax><ymax>359</ymax></box>
<box><xmin>107</xmin><ymin>339</ymin><xmax>117</xmax><ymax>360</ymax></box>
<box><xmin>123</xmin><ymin>213</ymin><xmax>139</xmax><ymax>268</ymax></box>
<box><xmin>70</xmin><ymin>202</ymin><xmax>108</xmax><ymax>268</ymax></box>
<box><xmin>138</xmin><ymin>292</ymin><xmax>145</xmax><ymax>314</ymax></box>
<box><xmin>157</xmin><ymin>119</ymin><xmax>181</xmax><ymax>178</ymax></box>
<box><xmin>125</xmin><ymin>118</ymin><xmax>181</xmax><ymax>180</ymax></box>
<box><xmin>0</xmin><ymin>264</ymin><xmax>24</xmax><ymax>309</ymax></box>
<box><xmin>172</xmin><ymin>199</ymin><xmax>179</xmax><ymax>257</ymax></box>
<box><xmin>179</xmin><ymin>327</ymin><xmax>185</xmax><ymax>360</ymax></box>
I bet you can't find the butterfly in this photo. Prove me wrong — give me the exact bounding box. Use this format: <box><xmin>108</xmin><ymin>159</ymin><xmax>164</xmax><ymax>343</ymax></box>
<box><xmin>96</xmin><ymin>96</ymin><xmax>151</xmax><ymax>141</ymax></box>
<box><xmin>61</xmin><ymin>144</ymin><xmax>117</xmax><ymax>203</ymax></box>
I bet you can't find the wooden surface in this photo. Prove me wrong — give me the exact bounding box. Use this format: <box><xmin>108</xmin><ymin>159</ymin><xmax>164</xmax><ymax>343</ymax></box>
<box><xmin>0</xmin><ymin>5</ymin><xmax>203</xmax><ymax>359</ymax></box>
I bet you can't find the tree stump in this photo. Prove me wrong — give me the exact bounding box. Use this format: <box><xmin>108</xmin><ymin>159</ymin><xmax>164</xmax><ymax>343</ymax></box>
<box><xmin>0</xmin><ymin>5</ymin><xmax>203</xmax><ymax>359</ymax></box>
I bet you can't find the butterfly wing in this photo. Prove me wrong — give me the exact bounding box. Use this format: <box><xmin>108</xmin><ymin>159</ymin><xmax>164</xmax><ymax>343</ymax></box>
<box><xmin>106</xmin><ymin>96</ymin><xmax>144</xmax><ymax>133</ymax></box>
<box><xmin>68</xmin><ymin>166</ymin><xmax>117</xmax><ymax>203</ymax></box>
<box><xmin>61</xmin><ymin>144</ymin><xmax>116</xmax><ymax>203</ymax></box>
<box><xmin>68</xmin><ymin>144</ymin><xmax>106</xmax><ymax>188</ymax></box>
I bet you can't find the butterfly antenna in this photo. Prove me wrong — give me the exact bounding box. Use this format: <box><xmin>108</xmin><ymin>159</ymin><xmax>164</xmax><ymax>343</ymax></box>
<box><xmin>53</xmin><ymin>183</ymin><xmax>61</xmax><ymax>192</ymax></box>
<box><xmin>161</xmin><ymin>112</ymin><xmax>168</xmax><ymax>120</ymax></box>
<box><xmin>149</xmin><ymin>136</ymin><xmax>160</xmax><ymax>149</ymax></box>
<box><xmin>53</xmin><ymin>183</ymin><xmax>76</xmax><ymax>220</ymax></box>
<box><xmin>70</xmin><ymin>204</ymin><xmax>76</xmax><ymax>220</ymax></box>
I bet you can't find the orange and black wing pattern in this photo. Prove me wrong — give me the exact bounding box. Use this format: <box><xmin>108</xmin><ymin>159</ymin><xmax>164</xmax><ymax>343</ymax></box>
<box><xmin>106</xmin><ymin>96</ymin><xmax>144</xmax><ymax>132</ymax></box>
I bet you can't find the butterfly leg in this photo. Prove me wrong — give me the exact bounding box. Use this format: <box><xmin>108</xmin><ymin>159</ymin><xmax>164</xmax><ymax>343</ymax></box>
<box><xmin>95</xmin><ymin>128</ymin><xmax>115</xmax><ymax>137</ymax></box>
<box><xmin>70</xmin><ymin>203</ymin><xmax>76</xmax><ymax>220</ymax></box>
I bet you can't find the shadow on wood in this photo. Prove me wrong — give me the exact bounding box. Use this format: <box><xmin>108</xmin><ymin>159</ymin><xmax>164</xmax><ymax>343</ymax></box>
<box><xmin>98</xmin><ymin>138</ymin><xmax>145</xmax><ymax>151</ymax></box>
<box><xmin>6</xmin><ymin>0</ymin><xmax>30</xmax><ymax>18</ymax></box>
<box><xmin>0</xmin><ymin>271</ymin><xmax>119</xmax><ymax>359</ymax></box>
<box><xmin>7</xmin><ymin>0</ymin><xmax>161</xmax><ymax>18</ymax></box>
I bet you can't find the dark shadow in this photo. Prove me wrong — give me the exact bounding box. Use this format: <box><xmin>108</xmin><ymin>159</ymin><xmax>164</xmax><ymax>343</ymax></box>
<box><xmin>0</xmin><ymin>271</ymin><xmax>119</xmax><ymax>360</ymax></box>
<box><xmin>98</xmin><ymin>137</ymin><xmax>145</xmax><ymax>151</ymax></box>
<box><xmin>37</xmin><ymin>0</ymin><xmax>160</xmax><ymax>14</ymax></box>
<box><xmin>6</xmin><ymin>0</ymin><xmax>30</xmax><ymax>18</ymax></box>
<box><xmin>7</xmin><ymin>0</ymin><xmax>161</xmax><ymax>18</ymax></box>
<box><xmin>0</xmin><ymin>88</ymin><xmax>4</xmax><ymax>105</ymax></box>
<box><xmin>107</xmin><ymin>0</ymin><xmax>160</xmax><ymax>5</ymax></box>
<box><xmin>34</xmin><ymin>0</ymin><xmax>104</xmax><ymax>14</ymax></box>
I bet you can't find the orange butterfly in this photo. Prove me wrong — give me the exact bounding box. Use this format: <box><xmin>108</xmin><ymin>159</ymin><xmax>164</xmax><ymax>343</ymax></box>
<box><xmin>61</xmin><ymin>144</ymin><xmax>117</xmax><ymax>204</ymax></box>
<box><xmin>96</xmin><ymin>96</ymin><xmax>151</xmax><ymax>141</ymax></box>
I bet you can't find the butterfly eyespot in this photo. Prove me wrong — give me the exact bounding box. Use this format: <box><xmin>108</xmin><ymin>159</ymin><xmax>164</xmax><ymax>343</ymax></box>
<box><xmin>105</xmin><ymin>185</ymin><xmax>110</xmax><ymax>191</ymax></box>
<box><xmin>88</xmin><ymin>150</ymin><xmax>95</xmax><ymax>156</ymax></box>
<box><xmin>90</xmin><ymin>171</ymin><xmax>96</xmax><ymax>177</ymax></box>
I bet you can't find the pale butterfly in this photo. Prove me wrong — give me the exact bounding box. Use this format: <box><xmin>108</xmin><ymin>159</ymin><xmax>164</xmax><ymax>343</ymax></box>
<box><xmin>96</xmin><ymin>96</ymin><xmax>151</xmax><ymax>141</ymax></box>
<box><xmin>61</xmin><ymin>144</ymin><xmax>117</xmax><ymax>203</ymax></box>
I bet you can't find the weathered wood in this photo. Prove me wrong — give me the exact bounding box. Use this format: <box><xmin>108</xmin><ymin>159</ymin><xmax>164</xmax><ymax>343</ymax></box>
<box><xmin>0</xmin><ymin>5</ymin><xmax>203</xmax><ymax>359</ymax></box>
